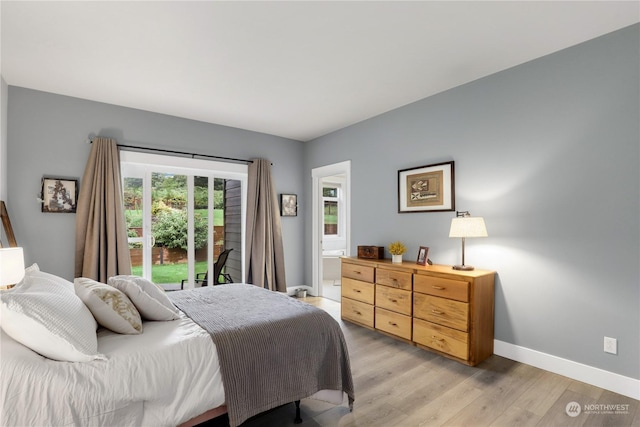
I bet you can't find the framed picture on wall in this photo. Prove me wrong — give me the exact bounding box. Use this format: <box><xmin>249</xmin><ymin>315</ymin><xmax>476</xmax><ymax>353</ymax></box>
<box><xmin>398</xmin><ymin>161</ymin><xmax>455</xmax><ymax>213</ymax></box>
<box><xmin>41</xmin><ymin>177</ymin><xmax>78</xmax><ymax>213</ymax></box>
<box><xmin>280</xmin><ymin>194</ymin><xmax>297</xmax><ymax>217</ymax></box>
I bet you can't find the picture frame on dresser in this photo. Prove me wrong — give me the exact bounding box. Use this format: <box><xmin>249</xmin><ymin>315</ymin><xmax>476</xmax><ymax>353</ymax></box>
<box><xmin>398</xmin><ymin>161</ymin><xmax>454</xmax><ymax>213</ymax></box>
<box><xmin>416</xmin><ymin>246</ymin><xmax>429</xmax><ymax>266</ymax></box>
<box><xmin>41</xmin><ymin>177</ymin><xmax>78</xmax><ymax>213</ymax></box>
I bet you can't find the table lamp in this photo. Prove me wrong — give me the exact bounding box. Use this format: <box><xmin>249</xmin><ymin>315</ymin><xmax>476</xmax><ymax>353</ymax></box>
<box><xmin>0</xmin><ymin>247</ymin><xmax>25</xmax><ymax>289</ymax></box>
<box><xmin>449</xmin><ymin>211</ymin><xmax>487</xmax><ymax>271</ymax></box>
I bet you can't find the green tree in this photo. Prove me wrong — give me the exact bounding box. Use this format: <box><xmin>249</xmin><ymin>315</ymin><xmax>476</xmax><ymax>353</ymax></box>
<box><xmin>194</xmin><ymin>185</ymin><xmax>208</xmax><ymax>209</ymax></box>
<box><xmin>153</xmin><ymin>209</ymin><xmax>208</xmax><ymax>250</ymax></box>
<box><xmin>152</xmin><ymin>173</ymin><xmax>186</xmax><ymax>209</ymax></box>
<box><xmin>123</xmin><ymin>178</ymin><xmax>143</xmax><ymax>210</ymax></box>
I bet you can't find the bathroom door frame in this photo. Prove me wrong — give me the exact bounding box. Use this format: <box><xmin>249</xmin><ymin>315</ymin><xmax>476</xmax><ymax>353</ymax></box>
<box><xmin>311</xmin><ymin>160</ymin><xmax>351</xmax><ymax>297</ymax></box>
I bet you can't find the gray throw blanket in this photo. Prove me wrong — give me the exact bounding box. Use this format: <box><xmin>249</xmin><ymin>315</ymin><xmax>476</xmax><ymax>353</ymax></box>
<box><xmin>169</xmin><ymin>284</ymin><xmax>354</xmax><ymax>427</ymax></box>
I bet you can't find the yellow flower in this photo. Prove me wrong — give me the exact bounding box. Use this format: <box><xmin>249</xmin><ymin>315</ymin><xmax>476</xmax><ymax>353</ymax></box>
<box><xmin>388</xmin><ymin>241</ymin><xmax>407</xmax><ymax>255</ymax></box>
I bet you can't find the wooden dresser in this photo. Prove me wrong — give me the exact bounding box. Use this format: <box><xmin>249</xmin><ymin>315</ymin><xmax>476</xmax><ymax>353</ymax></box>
<box><xmin>341</xmin><ymin>257</ymin><xmax>495</xmax><ymax>366</ymax></box>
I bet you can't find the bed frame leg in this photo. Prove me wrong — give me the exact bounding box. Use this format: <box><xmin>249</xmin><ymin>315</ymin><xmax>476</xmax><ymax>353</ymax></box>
<box><xmin>294</xmin><ymin>400</ymin><xmax>302</xmax><ymax>424</ymax></box>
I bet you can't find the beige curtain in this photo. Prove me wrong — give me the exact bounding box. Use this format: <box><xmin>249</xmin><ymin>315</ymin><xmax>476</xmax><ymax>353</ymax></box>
<box><xmin>245</xmin><ymin>159</ymin><xmax>286</xmax><ymax>291</ymax></box>
<box><xmin>75</xmin><ymin>137</ymin><xmax>131</xmax><ymax>281</ymax></box>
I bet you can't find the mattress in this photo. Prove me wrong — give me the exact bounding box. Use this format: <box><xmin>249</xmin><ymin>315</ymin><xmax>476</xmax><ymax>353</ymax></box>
<box><xmin>0</xmin><ymin>311</ymin><xmax>225</xmax><ymax>426</ymax></box>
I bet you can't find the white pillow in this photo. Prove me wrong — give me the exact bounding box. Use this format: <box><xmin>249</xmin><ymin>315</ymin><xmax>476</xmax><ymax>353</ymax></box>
<box><xmin>0</xmin><ymin>269</ymin><xmax>105</xmax><ymax>362</ymax></box>
<box><xmin>0</xmin><ymin>264</ymin><xmax>76</xmax><ymax>328</ymax></box>
<box><xmin>74</xmin><ymin>278</ymin><xmax>143</xmax><ymax>335</ymax></box>
<box><xmin>108</xmin><ymin>275</ymin><xmax>179</xmax><ymax>321</ymax></box>
<box><xmin>25</xmin><ymin>263</ymin><xmax>40</xmax><ymax>273</ymax></box>
<box><xmin>20</xmin><ymin>263</ymin><xmax>74</xmax><ymax>292</ymax></box>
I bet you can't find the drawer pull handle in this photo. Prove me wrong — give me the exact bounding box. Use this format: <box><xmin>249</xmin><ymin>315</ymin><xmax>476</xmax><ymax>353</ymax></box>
<box><xmin>389</xmin><ymin>298</ymin><xmax>397</xmax><ymax>303</ymax></box>
<box><xmin>388</xmin><ymin>321</ymin><xmax>398</xmax><ymax>327</ymax></box>
<box><xmin>431</xmin><ymin>309</ymin><xmax>444</xmax><ymax>315</ymax></box>
<box><xmin>432</xmin><ymin>286</ymin><xmax>445</xmax><ymax>290</ymax></box>
<box><xmin>432</xmin><ymin>336</ymin><xmax>446</xmax><ymax>347</ymax></box>
<box><xmin>354</xmin><ymin>271</ymin><xmax>361</xmax><ymax>275</ymax></box>
<box><xmin>354</xmin><ymin>310</ymin><xmax>361</xmax><ymax>315</ymax></box>
<box><xmin>354</xmin><ymin>289</ymin><xmax>361</xmax><ymax>293</ymax></box>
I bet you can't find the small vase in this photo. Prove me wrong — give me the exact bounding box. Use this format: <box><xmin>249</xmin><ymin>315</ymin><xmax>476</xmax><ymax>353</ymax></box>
<box><xmin>392</xmin><ymin>254</ymin><xmax>403</xmax><ymax>264</ymax></box>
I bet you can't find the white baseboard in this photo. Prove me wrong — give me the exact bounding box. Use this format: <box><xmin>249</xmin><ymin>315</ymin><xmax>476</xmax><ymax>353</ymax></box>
<box><xmin>494</xmin><ymin>340</ymin><xmax>640</xmax><ymax>400</ymax></box>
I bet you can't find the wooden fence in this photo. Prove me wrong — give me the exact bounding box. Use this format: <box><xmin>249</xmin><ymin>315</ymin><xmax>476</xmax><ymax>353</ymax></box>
<box><xmin>129</xmin><ymin>226</ymin><xmax>224</xmax><ymax>266</ymax></box>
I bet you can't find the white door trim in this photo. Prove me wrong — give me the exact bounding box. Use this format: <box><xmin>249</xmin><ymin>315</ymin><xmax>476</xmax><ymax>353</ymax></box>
<box><xmin>311</xmin><ymin>160</ymin><xmax>351</xmax><ymax>297</ymax></box>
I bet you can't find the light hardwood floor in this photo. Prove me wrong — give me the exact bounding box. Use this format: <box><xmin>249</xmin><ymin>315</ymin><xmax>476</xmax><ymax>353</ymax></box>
<box><xmin>206</xmin><ymin>297</ymin><xmax>639</xmax><ymax>427</ymax></box>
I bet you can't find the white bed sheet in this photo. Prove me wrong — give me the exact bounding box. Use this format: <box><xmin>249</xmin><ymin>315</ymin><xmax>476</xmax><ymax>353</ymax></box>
<box><xmin>0</xmin><ymin>311</ymin><xmax>225</xmax><ymax>427</ymax></box>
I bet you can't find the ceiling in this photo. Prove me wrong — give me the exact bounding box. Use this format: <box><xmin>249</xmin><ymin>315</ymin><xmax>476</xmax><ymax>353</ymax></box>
<box><xmin>2</xmin><ymin>1</ymin><xmax>638</xmax><ymax>142</ymax></box>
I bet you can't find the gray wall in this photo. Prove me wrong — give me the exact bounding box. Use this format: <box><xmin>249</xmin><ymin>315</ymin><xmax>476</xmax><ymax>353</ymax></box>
<box><xmin>6</xmin><ymin>89</ymin><xmax>305</xmax><ymax>286</ymax></box>
<box><xmin>1</xmin><ymin>76</ymin><xmax>7</xmax><ymax>202</ymax></box>
<box><xmin>304</xmin><ymin>24</ymin><xmax>639</xmax><ymax>379</ymax></box>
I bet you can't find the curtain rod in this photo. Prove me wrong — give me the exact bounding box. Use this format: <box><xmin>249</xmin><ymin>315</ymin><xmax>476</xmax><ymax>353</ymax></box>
<box><xmin>88</xmin><ymin>139</ymin><xmax>254</xmax><ymax>164</ymax></box>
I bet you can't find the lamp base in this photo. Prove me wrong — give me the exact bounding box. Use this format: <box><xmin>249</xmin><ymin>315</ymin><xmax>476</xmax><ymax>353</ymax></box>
<box><xmin>452</xmin><ymin>265</ymin><xmax>475</xmax><ymax>271</ymax></box>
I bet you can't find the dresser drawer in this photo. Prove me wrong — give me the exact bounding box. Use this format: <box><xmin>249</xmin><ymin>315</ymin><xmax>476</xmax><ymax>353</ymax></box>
<box><xmin>342</xmin><ymin>277</ymin><xmax>375</xmax><ymax>304</ymax></box>
<box><xmin>414</xmin><ymin>274</ymin><xmax>469</xmax><ymax>302</ymax></box>
<box><xmin>341</xmin><ymin>298</ymin><xmax>374</xmax><ymax>328</ymax></box>
<box><xmin>342</xmin><ymin>263</ymin><xmax>375</xmax><ymax>283</ymax></box>
<box><xmin>413</xmin><ymin>318</ymin><xmax>469</xmax><ymax>360</ymax></box>
<box><xmin>376</xmin><ymin>268</ymin><xmax>412</xmax><ymax>290</ymax></box>
<box><xmin>375</xmin><ymin>307</ymin><xmax>412</xmax><ymax>340</ymax></box>
<box><xmin>413</xmin><ymin>293</ymin><xmax>469</xmax><ymax>331</ymax></box>
<box><xmin>375</xmin><ymin>285</ymin><xmax>411</xmax><ymax>316</ymax></box>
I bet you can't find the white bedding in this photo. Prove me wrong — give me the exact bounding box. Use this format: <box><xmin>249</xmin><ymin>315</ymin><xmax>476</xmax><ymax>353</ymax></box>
<box><xmin>0</xmin><ymin>311</ymin><xmax>225</xmax><ymax>426</ymax></box>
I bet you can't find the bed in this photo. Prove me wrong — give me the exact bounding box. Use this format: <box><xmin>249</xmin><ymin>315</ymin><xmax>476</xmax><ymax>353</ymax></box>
<box><xmin>0</xmin><ymin>267</ymin><xmax>354</xmax><ymax>427</ymax></box>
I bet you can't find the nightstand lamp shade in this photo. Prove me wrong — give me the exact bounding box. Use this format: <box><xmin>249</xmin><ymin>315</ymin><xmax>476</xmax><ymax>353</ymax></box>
<box><xmin>0</xmin><ymin>247</ymin><xmax>25</xmax><ymax>287</ymax></box>
<box><xmin>449</xmin><ymin>212</ymin><xmax>487</xmax><ymax>271</ymax></box>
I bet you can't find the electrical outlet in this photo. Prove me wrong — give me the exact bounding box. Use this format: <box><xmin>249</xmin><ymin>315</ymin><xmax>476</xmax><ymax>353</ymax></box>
<box><xmin>604</xmin><ymin>337</ymin><xmax>617</xmax><ymax>354</ymax></box>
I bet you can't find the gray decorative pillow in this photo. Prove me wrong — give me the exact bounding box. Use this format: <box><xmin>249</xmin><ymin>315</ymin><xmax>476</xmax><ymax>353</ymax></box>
<box><xmin>108</xmin><ymin>275</ymin><xmax>179</xmax><ymax>321</ymax></box>
<box><xmin>74</xmin><ymin>278</ymin><xmax>142</xmax><ymax>334</ymax></box>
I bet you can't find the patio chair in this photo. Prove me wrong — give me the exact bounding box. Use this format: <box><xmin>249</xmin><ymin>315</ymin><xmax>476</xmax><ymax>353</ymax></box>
<box><xmin>180</xmin><ymin>248</ymin><xmax>233</xmax><ymax>289</ymax></box>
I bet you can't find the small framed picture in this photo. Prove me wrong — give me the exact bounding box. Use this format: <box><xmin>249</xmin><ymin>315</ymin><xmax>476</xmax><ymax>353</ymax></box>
<box><xmin>280</xmin><ymin>194</ymin><xmax>297</xmax><ymax>217</ymax></box>
<box><xmin>41</xmin><ymin>177</ymin><xmax>78</xmax><ymax>213</ymax></box>
<box><xmin>416</xmin><ymin>246</ymin><xmax>430</xmax><ymax>266</ymax></box>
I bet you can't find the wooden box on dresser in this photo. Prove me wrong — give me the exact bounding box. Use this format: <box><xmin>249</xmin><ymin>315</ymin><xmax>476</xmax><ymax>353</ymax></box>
<box><xmin>340</xmin><ymin>257</ymin><xmax>495</xmax><ymax>366</ymax></box>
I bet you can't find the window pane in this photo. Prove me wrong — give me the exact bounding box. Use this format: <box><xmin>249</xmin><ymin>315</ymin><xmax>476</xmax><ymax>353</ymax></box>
<box><xmin>194</xmin><ymin>176</ymin><xmax>209</xmax><ymax>282</ymax></box>
<box><xmin>151</xmin><ymin>173</ymin><xmax>187</xmax><ymax>284</ymax></box>
<box><xmin>323</xmin><ymin>187</ymin><xmax>337</xmax><ymax>197</ymax></box>
<box><xmin>123</xmin><ymin>177</ymin><xmax>143</xmax><ymax>272</ymax></box>
<box><xmin>324</xmin><ymin>200</ymin><xmax>338</xmax><ymax>235</ymax></box>
<box><xmin>220</xmin><ymin>179</ymin><xmax>241</xmax><ymax>283</ymax></box>
<box><xmin>214</xmin><ymin>178</ymin><xmax>225</xmax><ymax>255</ymax></box>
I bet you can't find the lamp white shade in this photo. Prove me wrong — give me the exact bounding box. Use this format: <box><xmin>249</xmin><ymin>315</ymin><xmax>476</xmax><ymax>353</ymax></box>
<box><xmin>449</xmin><ymin>217</ymin><xmax>488</xmax><ymax>238</ymax></box>
<box><xmin>0</xmin><ymin>247</ymin><xmax>25</xmax><ymax>286</ymax></box>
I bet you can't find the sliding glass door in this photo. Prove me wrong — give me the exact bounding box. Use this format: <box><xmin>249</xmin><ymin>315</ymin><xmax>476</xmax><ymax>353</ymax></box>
<box><xmin>121</xmin><ymin>152</ymin><xmax>247</xmax><ymax>289</ymax></box>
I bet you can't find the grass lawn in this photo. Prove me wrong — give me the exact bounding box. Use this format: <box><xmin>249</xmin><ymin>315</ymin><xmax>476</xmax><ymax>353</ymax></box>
<box><xmin>324</xmin><ymin>206</ymin><xmax>337</xmax><ymax>224</ymax></box>
<box><xmin>324</xmin><ymin>214</ymin><xmax>337</xmax><ymax>224</ymax></box>
<box><xmin>132</xmin><ymin>261</ymin><xmax>208</xmax><ymax>284</ymax></box>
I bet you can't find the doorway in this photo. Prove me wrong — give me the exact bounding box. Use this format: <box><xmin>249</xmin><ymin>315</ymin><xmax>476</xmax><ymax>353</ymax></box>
<box><xmin>120</xmin><ymin>151</ymin><xmax>247</xmax><ymax>289</ymax></box>
<box><xmin>312</xmin><ymin>161</ymin><xmax>351</xmax><ymax>301</ymax></box>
